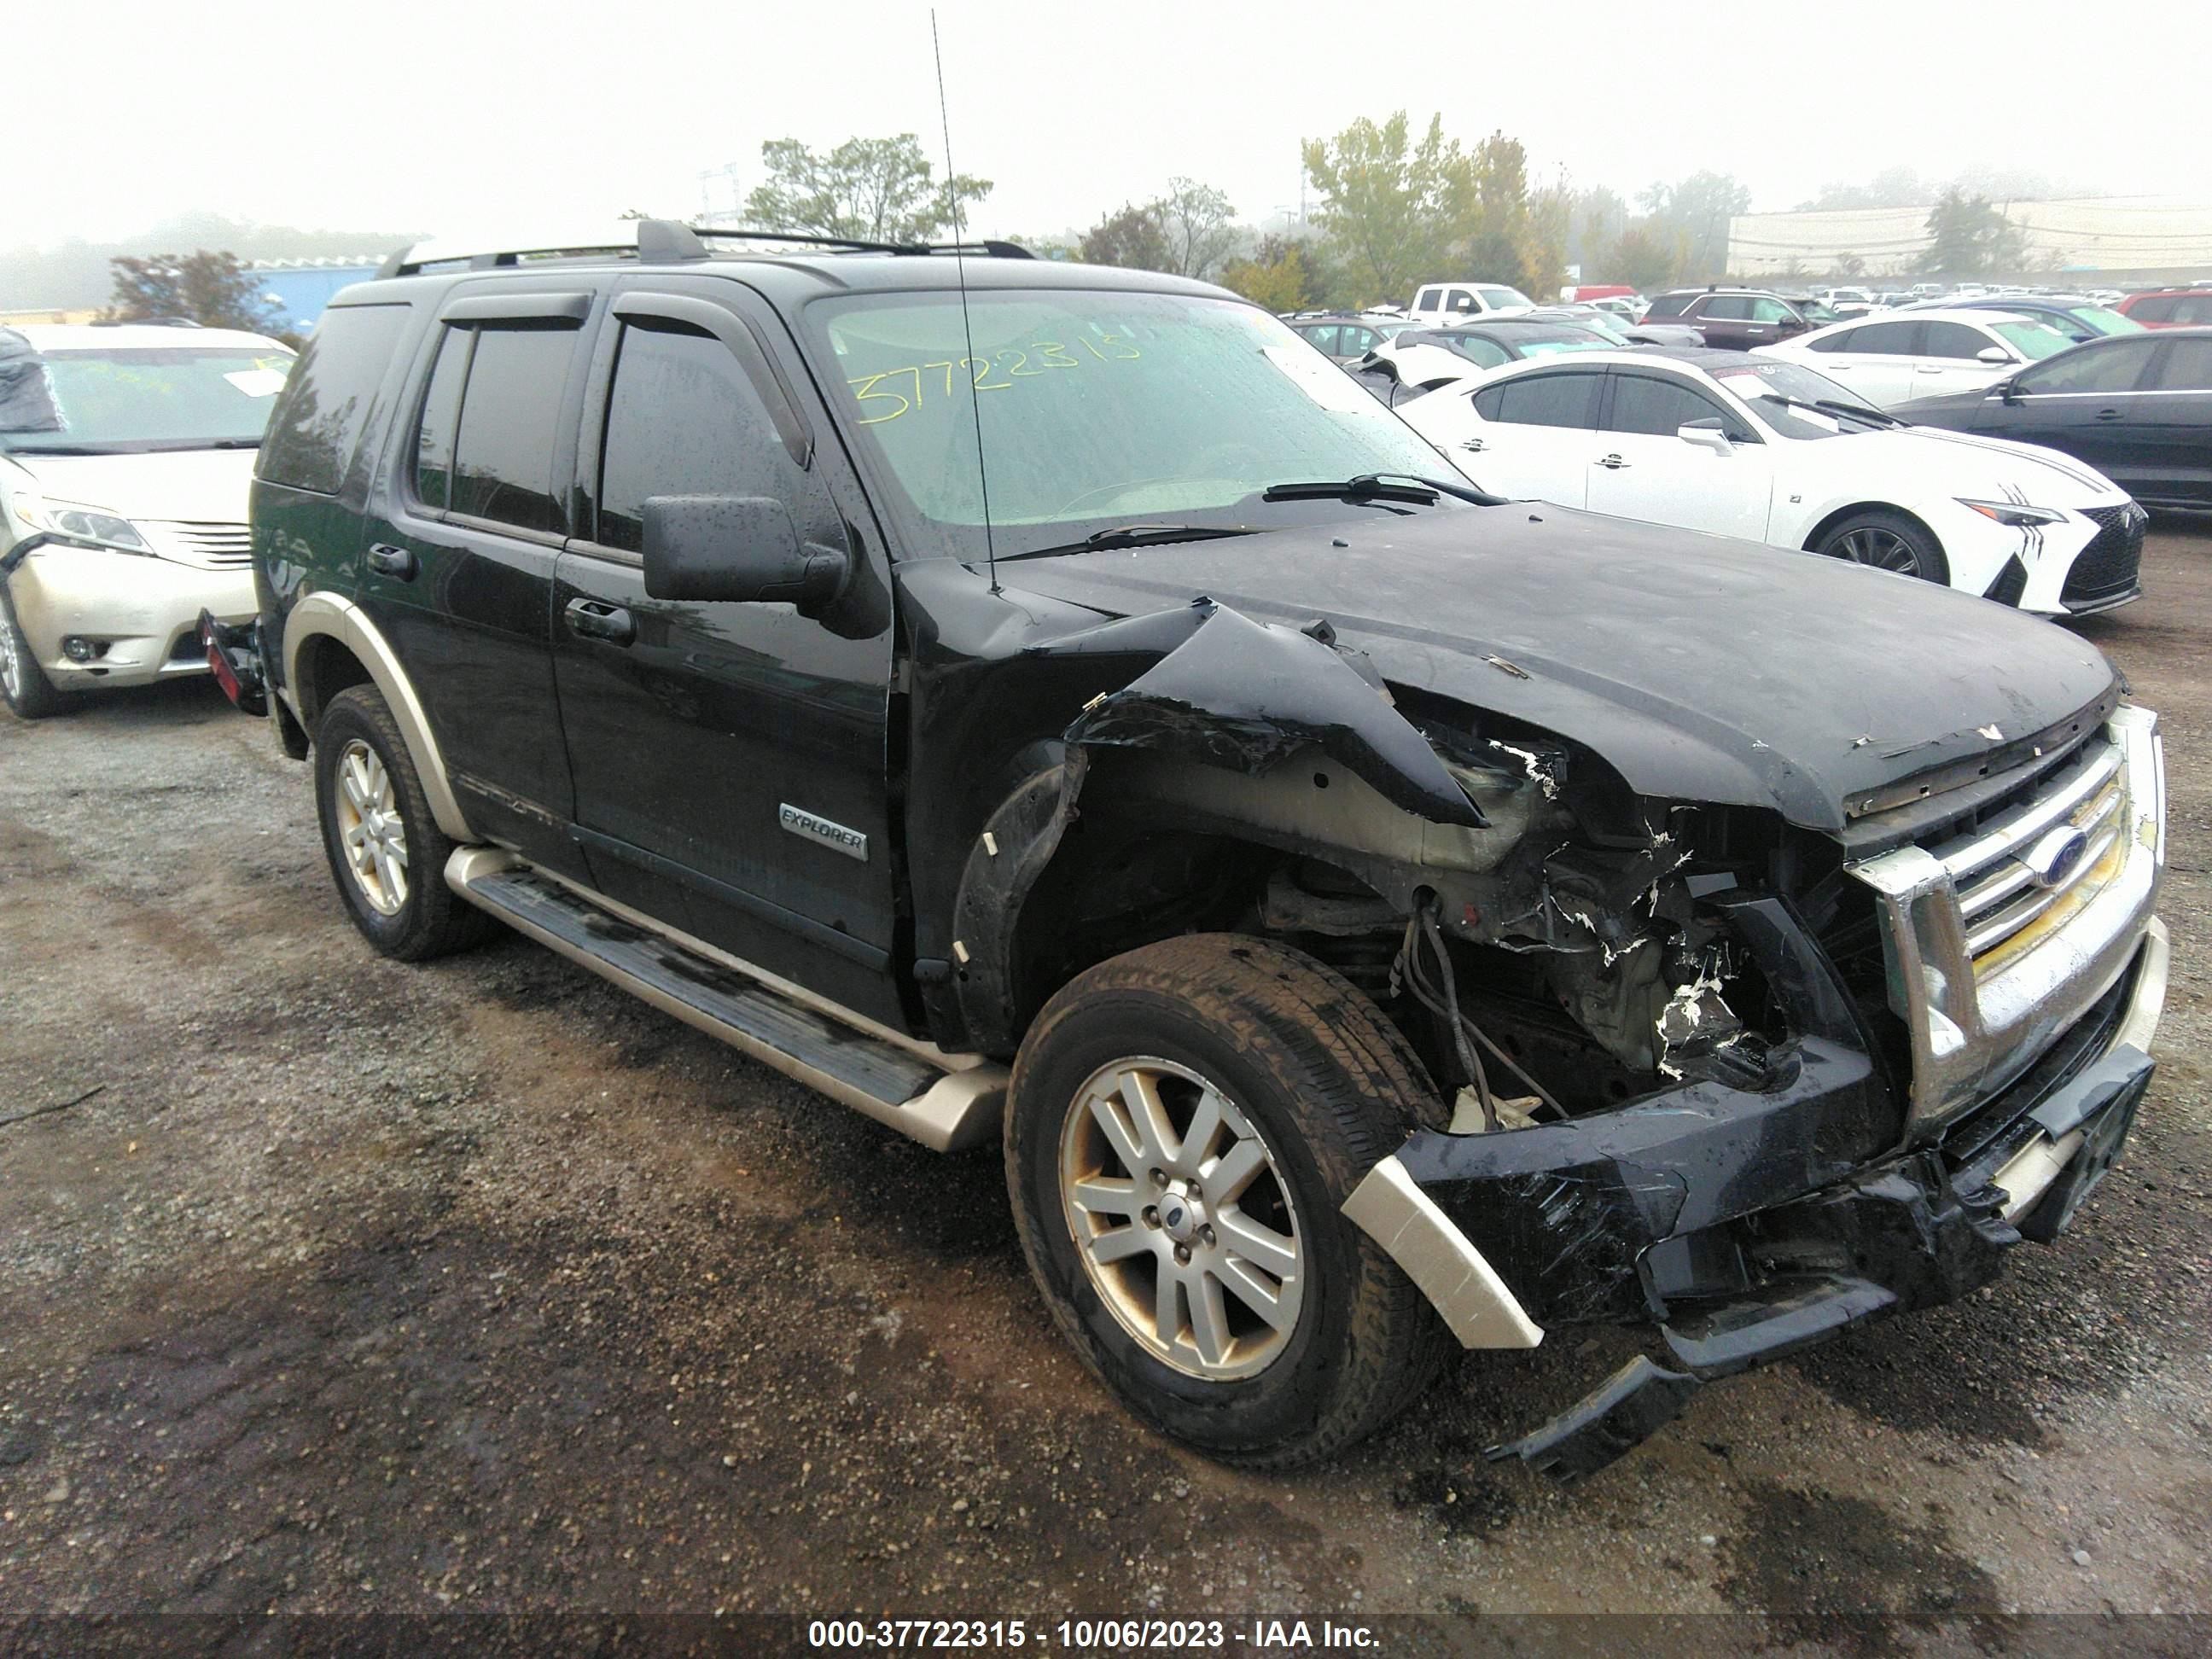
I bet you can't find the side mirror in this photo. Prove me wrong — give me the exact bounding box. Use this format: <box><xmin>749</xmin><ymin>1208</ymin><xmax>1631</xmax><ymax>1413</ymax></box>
<box><xmin>1976</xmin><ymin>345</ymin><xmax>2013</xmax><ymax>365</ymax></box>
<box><xmin>1679</xmin><ymin>417</ymin><xmax>1733</xmax><ymax>456</ymax></box>
<box><xmin>642</xmin><ymin>494</ymin><xmax>849</xmax><ymax>608</ymax></box>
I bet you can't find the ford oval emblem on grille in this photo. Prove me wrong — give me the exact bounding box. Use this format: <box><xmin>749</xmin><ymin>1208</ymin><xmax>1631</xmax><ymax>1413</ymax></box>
<box><xmin>2023</xmin><ymin>825</ymin><xmax>2092</xmax><ymax>890</ymax></box>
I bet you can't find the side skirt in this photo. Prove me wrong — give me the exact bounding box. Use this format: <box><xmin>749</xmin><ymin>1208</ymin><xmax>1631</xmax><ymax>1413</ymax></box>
<box><xmin>445</xmin><ymin>847</ymin><xmax>1005</xmax><ymax>1153</ymax></box>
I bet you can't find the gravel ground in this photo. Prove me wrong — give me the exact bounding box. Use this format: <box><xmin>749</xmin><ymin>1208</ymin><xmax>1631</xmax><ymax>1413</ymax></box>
<box><xmin>2</xmin><ymin>526</ymin><xmax>2209</xmax><ymax>1639</ymax></box>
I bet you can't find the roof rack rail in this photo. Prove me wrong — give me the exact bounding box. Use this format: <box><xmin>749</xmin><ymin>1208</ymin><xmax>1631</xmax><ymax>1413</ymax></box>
<box><xmin>375</xmin><ymin>219</ymin><xmax>1033</xmax><ymax>278</ymax></box>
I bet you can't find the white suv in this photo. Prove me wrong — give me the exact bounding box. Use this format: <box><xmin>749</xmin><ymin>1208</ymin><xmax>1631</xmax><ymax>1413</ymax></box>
<box><xmin>1406</xmin><ymin>280</ymin><xmax>1537</xmax><ymax>327</ymax></box>
<box><xmin>0</xmin><ymin>323</ymin><xmax>293</xmax><ymax>719</ymax></box>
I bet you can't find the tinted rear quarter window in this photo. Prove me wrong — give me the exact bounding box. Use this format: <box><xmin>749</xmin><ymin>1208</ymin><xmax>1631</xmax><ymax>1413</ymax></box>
<box><xmin>449</xmin><ymin>325</ymin><xmax>579</xmax><ymax>534</ymax></box>
<box><xmin>258</xmin><ymin>303</ymin><xmax>409</xmax><ymax>494</ymax></box>
<box><xmin>1644</xmin><ymin>293</ymin><xmax>1691</xmax><ymax>318</ymax></box>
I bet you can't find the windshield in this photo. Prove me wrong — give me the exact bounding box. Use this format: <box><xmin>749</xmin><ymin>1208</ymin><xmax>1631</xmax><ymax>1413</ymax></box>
<box><xmin>0</xmin><ymin>346</ymin><xmax>293</xmax><ymax>453</ymax></box>
<box><xmin>1477</xmin><ymin>288</ymin><xmax>1533</xmax><ymax>310</ymax></box>
<box><xmin>808</xmin><ymin>289</ymin><xmax>1464</xmax><ymax>559</ymax></box>
<box><xmin>1992</xmin><ymin>320</ymin><xmax>2075</xmax><ymax>360</ymax></box>
<box><xmin>2072</xmin><ymin>306</ymin><xmax>2143</xmax><ymax>337</ymax></box>
<box><xmin>1708</xmin><ymin>358</ymin><xmax>1883</xmax><ymax>439</ymax></box>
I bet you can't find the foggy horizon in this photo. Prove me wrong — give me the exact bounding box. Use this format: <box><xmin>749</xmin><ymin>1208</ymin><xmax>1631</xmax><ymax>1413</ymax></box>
<box><xmin>11</xmin><ymin>0</ymin><xmax>2203</xmax><ymax>258</ymax></box>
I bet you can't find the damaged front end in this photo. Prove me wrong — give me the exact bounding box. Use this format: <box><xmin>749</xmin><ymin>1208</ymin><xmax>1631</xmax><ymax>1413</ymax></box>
<box><xmin>937</xmin><ymin>597</ymin><xmax>2168</xmax><ymax>1483</ymax></box>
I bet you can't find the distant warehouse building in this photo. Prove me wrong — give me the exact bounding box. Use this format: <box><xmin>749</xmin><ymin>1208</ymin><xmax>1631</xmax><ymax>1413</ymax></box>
<box><xmin>1726</xmin><ymin>195</ymin><xmax>2212</xmax><ymax>285</ymax></box>
<box><xmin>249</xmin><ymin>257</ymin><xmax>384</xmax><ymax>335</ymax></box>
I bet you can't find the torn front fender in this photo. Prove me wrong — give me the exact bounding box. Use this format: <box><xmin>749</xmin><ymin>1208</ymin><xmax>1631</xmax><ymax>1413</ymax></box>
<box><xmin>1061</xmin><ymin>600</ymin><xmax>1484</xmax><ymax>830</ymax></box>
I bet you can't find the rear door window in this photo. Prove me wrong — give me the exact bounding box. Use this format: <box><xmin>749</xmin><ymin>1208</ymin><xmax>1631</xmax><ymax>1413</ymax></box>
<box><xmin>410</xmin><ymin>327</ymin><xmax>473</xmax><ymax>510</ymax></box>
<box><xmin>447</xmin><ymin>325</ymin><xmax>580</xmax><ymax>534</ymax></box>
<box><xmin>1301</xmin><ymin>324</ymin><xmax>1341</xmax><ymax>356</ymax></box>
<box><xmin>1698</xmin><ymin>296</ymin><xmax>1751</xmax><ymax>321</ymax></box>
<box><xmin>2128</xmin><ymin>295</ymin><xmax>2178</xmax><ymax>323</ymax></box>
<box><xmin>1473</xmin><ymin>370</ymin><xmax>1603</xmax><ymax>429</ymax></box>
<box><xmin>1415</xmin><ymin>288</ymin><xmax>1442</xmax><ymax>311</ymax></box>
<box><xmin>259</xmin><ymin>303</ymin><xmax>409</xmax><ymax>495</ymax></box>
<box><xmin>1844</xmin><ymin>319</ymin><xmax>1924</xmax><ymax>356</ymax></box>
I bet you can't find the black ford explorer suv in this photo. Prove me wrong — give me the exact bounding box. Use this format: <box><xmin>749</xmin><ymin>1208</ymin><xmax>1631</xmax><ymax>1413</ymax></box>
<box><xmin>212</xmin><ymin>219</ymin><xmax>2169</xmax><ymax>1480</ymax></box>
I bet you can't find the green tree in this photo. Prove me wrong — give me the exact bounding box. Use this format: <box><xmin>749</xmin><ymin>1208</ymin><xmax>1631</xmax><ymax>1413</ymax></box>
<box><xmin>1607</xmin><ymin>224</ymin><xmax>1679</xmax><ymax>293</ymax></box>
<box><xmin>1526</xmin><ymin>178</ymin><xmax>1575</xmax><ymax>297</ymax></box>
<box><xmin>106</xmin><ymin>251</ymin><xmax>281</xmax><ymax>334</ymax></box>
<box><xmin>1300</xmin><ymin>112</ymin><xmax>1480</xmax><ymax>306</ymax></box>
<box><xmin>741</xmin><ymin>135</ymin><xmax>992</xmax><ymax>244</ymax></box>
<box><xmin>1157</xmin><ymin>178</ymin><xmax>1241</xmax><ymax>282</ymax></box>
<box><xmin>1220</xmin><ymin>236</ymin><xmax>1323</xmax><ymax>312</ymax></box>
<box><xmin>1080</xmin><ymin>202</ymin><xmax>1172</xmax><ymax>271</ymax></box>
<box><xmin>1638</xmin><ymin>171</ymin><xmax>1751</xmax><ymax>279</ymax></box>
<box><xmin>1914</xmin><ymin>189</ymin><xmax>2029</xmax><ymax>276</ymax></box>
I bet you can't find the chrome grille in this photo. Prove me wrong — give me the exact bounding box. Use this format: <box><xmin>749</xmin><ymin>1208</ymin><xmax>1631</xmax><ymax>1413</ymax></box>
<box><xmin>1940</xmin><ymin>742</ymin><xmax>2127</xmax><ymax>963</ymax></box>
<box><xmin>1848</xmin><ymin>706</ymin><xmax>2163</xmax><ymax>1138</ymax></box>
<box><xmin>145</xmin><ymin>521</ymin><xmax>253</xmax><ymax>568</ymax></box>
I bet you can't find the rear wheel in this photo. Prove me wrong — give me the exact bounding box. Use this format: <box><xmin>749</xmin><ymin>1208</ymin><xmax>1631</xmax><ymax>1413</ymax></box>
<box><xmin>0</xmin><ymin>581</ymin><xmax>66</xmax><ymax>720</ymax></box>
<box><xmin>1006</xmin><ymin>934</ymin><xmax>1450</xmax><ymax>1467</ymax></box>
<box><xmin>1815</xmin><ymin>509</ymin><xmax>1950</xmax><ymax>586</ymax></box>
<box><xmin>314</xmin><ymin>684</ymin><xmax>495</xmax><ymax>961</ymax></box>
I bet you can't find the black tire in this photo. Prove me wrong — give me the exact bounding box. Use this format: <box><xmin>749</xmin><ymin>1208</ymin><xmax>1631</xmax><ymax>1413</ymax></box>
<box><xmin>1005</xmin><ymin>934</ymin><xmax>1452</xmax><ymax>1468</ymax></box>
<box><xmin>314</xmin><ymin>684</ymin><xmax>495</xmax><ymax>962</ymax></box>
<box><xmin>1814</xmin><ymin>508</ymin><xmax>1951</xmax><ymax>586</ymax></box>
<box><xmin>0</xmin><ymin>579</ymin><xmax>67</xmax><ymax>720</ymax></box>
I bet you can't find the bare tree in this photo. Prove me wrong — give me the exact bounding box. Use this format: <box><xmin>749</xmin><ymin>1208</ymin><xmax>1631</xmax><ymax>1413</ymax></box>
<box><xmin>1157</xmin><ymin>178</ymin><xmax>1240</xmax><ymax>282</ymax></box>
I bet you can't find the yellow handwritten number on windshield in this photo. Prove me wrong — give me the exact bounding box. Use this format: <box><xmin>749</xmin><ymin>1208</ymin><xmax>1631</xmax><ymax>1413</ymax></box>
<box><xmin>846</xmin><ymin>336</ymin><xmax>1139</xmax><ymax>424</ymax></box>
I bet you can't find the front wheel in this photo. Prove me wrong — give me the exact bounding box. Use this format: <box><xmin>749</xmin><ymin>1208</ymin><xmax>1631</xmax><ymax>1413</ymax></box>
<box><xmin>1814</xmin><ymin>509</ymin><xmax>1950</xmax><ymax>586</ymax></box>
<box><xmin>0</xmin><ymin>580</ymin><xmax>67</xmax><ymax>720</ymax></box>
<box><xmin>1005</xmin><ymin>934</ymin><xmax>1450</xmax><ymax>1467</ymax></box>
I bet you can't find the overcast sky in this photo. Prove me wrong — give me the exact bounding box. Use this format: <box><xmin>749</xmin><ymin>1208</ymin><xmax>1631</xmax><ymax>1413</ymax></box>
<box><xmin>15</xmin><ymin>0</ymin><xmax>2203</xmax><ymax>249</ymax></box>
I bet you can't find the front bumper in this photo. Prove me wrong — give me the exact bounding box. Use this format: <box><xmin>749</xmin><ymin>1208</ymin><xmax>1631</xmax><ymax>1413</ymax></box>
<box><xmin>1344</xmin><ymin>709</ymin><xmax>2167</xmax><ymax>1479</ymax></box>
<box><xmin>3</xmin><ymin>547</ymin><xmax>255</xmax><ymax>690</ymax></box>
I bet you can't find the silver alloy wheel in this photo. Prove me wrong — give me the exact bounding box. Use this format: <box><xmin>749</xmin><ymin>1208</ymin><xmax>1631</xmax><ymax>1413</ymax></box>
<box><xmin>334</xmin><ymin>738</ymin><xmax>409</xmax><ymax>916</ymax></box>
<box><xmin>1836</xmin><ymin>524</ymin><xmax>1922</xmax><ymax>575</ymax></box>
<box><xmin>0</xmin><ymin>603</ymin><xmax>20</xmax><ymax>700</ymax></box>
<box><xmin>1059</xmin><ymin>1057</ymin><xmax>1305</xmax><ymax>1382</ymax></box>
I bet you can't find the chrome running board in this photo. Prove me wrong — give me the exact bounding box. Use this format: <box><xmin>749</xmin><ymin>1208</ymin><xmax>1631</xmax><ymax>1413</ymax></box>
<box><xmin>445</xmin><ymin>847</ymin><xmax>1005</xmax><ymax>1152</ymax></box>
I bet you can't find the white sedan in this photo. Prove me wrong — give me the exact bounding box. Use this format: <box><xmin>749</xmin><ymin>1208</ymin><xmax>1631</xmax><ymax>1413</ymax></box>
<box><xmin>1397</xmin><ymin>348</ymin><xmax>2144</xmax><ymax>615</ymax></box>
<box><xmin>1755</xmin><ymin>307</ymin><xmax>2076</xmax><ymax>407</ymax></box>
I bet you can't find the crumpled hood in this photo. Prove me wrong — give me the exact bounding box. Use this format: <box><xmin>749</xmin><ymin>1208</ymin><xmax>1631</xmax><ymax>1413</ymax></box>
<box><xmin>995</xmin><ymin>504</ymin><xmax>2118</xmax><ymax>832</ymax></box>
<box><xmin>9</xmin><ymin>448</ymin><xmax>256</xmax><ymax>525</ymax></box>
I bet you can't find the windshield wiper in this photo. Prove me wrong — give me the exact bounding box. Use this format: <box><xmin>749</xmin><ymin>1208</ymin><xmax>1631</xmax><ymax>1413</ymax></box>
<box><xmin>1261</xmin><ymin>472</ymin><xmax>1500</xmax><ymax>506</ymax></box>
<box><xmin>1751</xmin><ymin>392</ymin><xmax>1892</xmax><ymax>428</ymax></box>
<box><xmin>998</xmin><ymin>523</ymin><xmax>1266</xmax><ymax>562</ymax></box>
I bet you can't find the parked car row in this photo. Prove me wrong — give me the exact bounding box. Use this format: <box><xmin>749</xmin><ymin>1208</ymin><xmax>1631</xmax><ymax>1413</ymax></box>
<box><xmin>1398</xmin><ymin>346</ymin><xmax>2149</xmax><ymax>614</ymax></box>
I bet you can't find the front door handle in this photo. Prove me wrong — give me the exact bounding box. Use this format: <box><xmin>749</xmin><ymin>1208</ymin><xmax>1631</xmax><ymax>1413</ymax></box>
<box><xmin>564</xmin><ymin>597</ymin><xmax>636</xmax><ymax>645</ymax></box>
<box><xmin>366</xmin><ymin>543</ymin><xmax>416</xmax><ymax>579</ymax></box>
<box><xmin>1595</xmin><ymin>454</ymin><xmax>1630</xmax><ymax>469</ymax></box>
<box><xmin>2094</xmin><ymin>408</ymin><xmax>2123</xmax><ymax>422</ymax></box>
<box><xmin>1459</xmin><ymin>437</ymin><xmax>1487</xmax><ymax>452</ymax></box>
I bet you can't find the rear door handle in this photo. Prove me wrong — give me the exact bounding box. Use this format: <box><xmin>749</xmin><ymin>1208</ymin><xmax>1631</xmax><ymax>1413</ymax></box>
<box><xmin>564</xmin><ymin>597</ymin><xmax>636</xmax><ymax>645</ymax></box>
<box><xmin>2094</xmin><ymin>408</ymin><xmax>2123</xmax><ymax>422</ymax></box>
<box><xmin>1459</xmin><ymin>437</ymin><xmax>1486</xmax><ymax>452</ymax></box>
<box><xmin>366</xmin><ymin>543</ymin><xmax>416</xmax><ymax>579</ymax></box>
<box><xmin>1595</xmin><ymin>454</ymin><xmax>1629</xmax><ymax>469</ymax></box>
